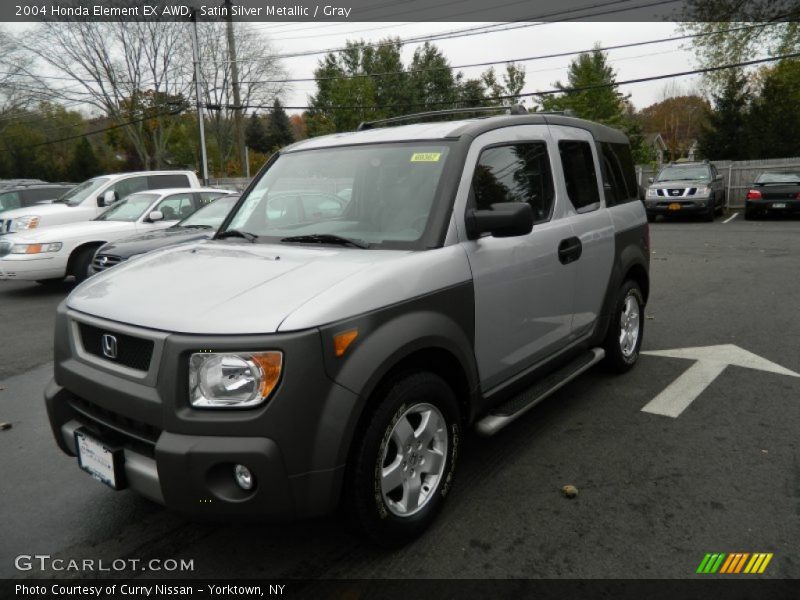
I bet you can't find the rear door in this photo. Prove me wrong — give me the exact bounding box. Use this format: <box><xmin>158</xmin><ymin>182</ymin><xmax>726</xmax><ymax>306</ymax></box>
<box><xmin>457</xmin><ymin>125</ymin><xmax>578</xmax><ymax>391</ymax></box>
<box><xmin>549</xmin><ymin>126</ymin><xmax>615</xmax><ymax>338</ymax></box>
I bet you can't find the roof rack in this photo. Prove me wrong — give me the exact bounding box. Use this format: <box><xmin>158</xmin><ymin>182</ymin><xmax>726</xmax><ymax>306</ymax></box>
<box><xmin>356</xmin><ymin>104</ymin><xmax>529</xmax><ymax>131</ymax></box>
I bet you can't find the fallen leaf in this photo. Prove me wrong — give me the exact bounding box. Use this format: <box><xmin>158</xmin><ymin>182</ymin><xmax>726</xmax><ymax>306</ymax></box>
<box><xmin>561</xmin><ymin>484</ymin><xmax>578</xmax><ymax>499</ymax></box>
<box><xmin>0</xmin><ymin>422</ymin><xmax>11</xmax><ymax>431</ymax></box>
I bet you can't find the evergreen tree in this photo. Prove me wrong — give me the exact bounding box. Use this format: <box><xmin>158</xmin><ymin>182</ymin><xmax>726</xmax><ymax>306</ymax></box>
<box><xmin>245</xmin><ymin>113</ymin><xmax>271</xmax><ymax>154</ymax></box>
<box><xmin>67</xmin><ymin>137</ymin><xmax>101</xmax><ymax>181</ymax></box>
<box><xmin>746</xmin><ymin>60</ymin><xmax>800</xmax><ymax>159</ymax></box>
<box><xmin>698</xmin><ymin>71</ymin><xmax>748</xmax><ymax>160</ymax></box>
<box><xmin>539</xmin><ymin>47</ymin><xmax>629</xmax><ymax>128</ymax></box>
<box><xmin>264</xmin><ymin>99</ymin><xmax>295</xmax><ymax>150</ymax></box>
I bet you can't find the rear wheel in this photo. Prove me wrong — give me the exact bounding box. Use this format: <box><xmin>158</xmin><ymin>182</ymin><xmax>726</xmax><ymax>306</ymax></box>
<box><xmin>603</xmin><ymin>280</ymin><xmax>644</xmax><ymax>373</ymax></box>
<box><xmin>346</xmin><ymin>372</ymin><xmax>460</xmax><ymax>547</ymax></box>
<box><xmin>744</xmin><ymin>207</ymin><xmax>757</xmax><ymax>220</ymax></box>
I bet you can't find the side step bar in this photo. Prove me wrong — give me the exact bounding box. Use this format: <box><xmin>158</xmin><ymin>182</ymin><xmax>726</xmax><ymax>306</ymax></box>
<box><xmin>475</xmin><ymin>347</ymin><xmax>605</xmax><ymax>436</ymax></box>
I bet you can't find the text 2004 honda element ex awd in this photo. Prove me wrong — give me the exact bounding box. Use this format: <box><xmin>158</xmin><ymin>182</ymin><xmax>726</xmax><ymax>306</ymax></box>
<box><xmin>46</xmin><ymin>109</ymin><xmax>650</xmax><ymax>546</ymax></box>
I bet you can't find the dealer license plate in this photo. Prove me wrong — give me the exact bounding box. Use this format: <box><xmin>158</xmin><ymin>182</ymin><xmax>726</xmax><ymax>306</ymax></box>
<box><xmin>75</xmin><ymin>429</ymin><xmax>123</xmax><ymax>489</ymax></box>
<box><xmin>772</xmin><ymin>203</ymin><xmax>786</xmax><ymax>209</ymax></box>
<box><xmin>668</xmin><ymin>202</ymin><xmax>681</xmax><ymax>211</ymax></box>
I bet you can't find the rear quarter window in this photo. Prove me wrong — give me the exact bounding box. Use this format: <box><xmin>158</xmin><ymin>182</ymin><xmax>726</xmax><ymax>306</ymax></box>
<box><xmin>148</xmin><ymin>174</ymin><xmax>190</xmax><ymax>189</ymax></box>
<box><xmin>600</xmin><ymin>142</ymin><xmax>638</xmax><ymax>206</ymax></box>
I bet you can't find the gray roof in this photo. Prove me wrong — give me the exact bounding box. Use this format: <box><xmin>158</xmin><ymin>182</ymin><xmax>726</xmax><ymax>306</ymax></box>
<box><xmin>284</xmin><ymin>114</ymin><xmax>628</xmax><ymax>152</ymax></box>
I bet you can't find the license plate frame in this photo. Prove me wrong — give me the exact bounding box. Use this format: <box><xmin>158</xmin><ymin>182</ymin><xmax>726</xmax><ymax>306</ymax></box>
<box><xmin>74</xmin><ymin>429</ymin><xmax>125</xmax><ymax>490</ymax></box>
<box><xmin>668</xmin><ymin>202</ymin><xmax>682</xmax><ymax>211</ymax></box>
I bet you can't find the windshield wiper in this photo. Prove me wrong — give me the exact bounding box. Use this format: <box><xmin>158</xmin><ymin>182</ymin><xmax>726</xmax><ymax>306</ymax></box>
<box><xmin>280</xmin><ymin>233</ymin><xmax>370</xmax><ymax>249</ymax></box>
<box><xmin>216</xmin><ymin>229</ymin><xmax>258</xmax><ymax>242</ymax></box>
<box><xmin>180</xmin><ymin>224</ymin><xmax>214</xmax><ymax>230</ymax></box>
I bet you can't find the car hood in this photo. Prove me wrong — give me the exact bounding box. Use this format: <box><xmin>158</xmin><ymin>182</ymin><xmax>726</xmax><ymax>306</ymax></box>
<box><xmin>99</xmin><ymin>227</ymin><xmax>214</xmax><ymax>259</ymax></box>
<box><xmin>67</xmin><ymin>241</ymin><xmax>414</xmax><ymax>334</ymax></box>
<box><xmin>649</xmin><ymin>179</ymin><xmax>707</xmax><ymax>188</ymax></box>
<box><xmin>0</xmin><ymin>202</ymin><xmax>76</xmax><ymax>219</ymax></box>
<box><xmin>9</xmin><ymin>220</ymin><xmax>135</xmax><ymax>243</ymax></box>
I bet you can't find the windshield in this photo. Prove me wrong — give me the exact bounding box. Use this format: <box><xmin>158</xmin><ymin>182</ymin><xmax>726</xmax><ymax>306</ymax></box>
<box><xmin>756</xmin><ymin>172</ymin><xmax>800</xmax><ymax>184</ymax></box>
<box><xmin>179</xmin><ymin>195</ymin><xmax>238</xmax><ymax>228</ymax></box>
<box><xmin>656</xmin><ymin>166</ymin><xmax>711</xmax><ymax>182</ymax></box>
<box><xmin>95</xmin><ymin>193</ymin><xmax>159</xmax><ymax>222</ymax></box>
<box><xmin>0</xmin><ymin>191</ymin><xmax>20</xmax><ymax>212</ymax></box>
<box><xmin>56</xmin><ymin>177</ymin><xmax>110</xmax><ymax>207</ymax></box>
<box><xmin>223</xmin><ymin>143</ymin><xmax>452</xmax><ymax>248</ymax></box>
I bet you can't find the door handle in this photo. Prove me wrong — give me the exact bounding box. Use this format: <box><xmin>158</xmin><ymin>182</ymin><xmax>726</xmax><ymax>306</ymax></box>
<box><xmin>558</xmin><ymin>236</ymin><xmax>582</xmax><ymax>265</ymax></box>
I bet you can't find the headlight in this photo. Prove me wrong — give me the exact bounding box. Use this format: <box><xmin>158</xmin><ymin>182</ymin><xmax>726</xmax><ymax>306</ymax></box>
<box><xmin>9</xmin><ymin>216</ymin><xmax>40</xmax><ymax>232</ymax></box>
<box><xmin>10</xmin><ymin>242</ymin><xmax>63</xmax><ymax>254</ymax></box>
<box><xmin>646</xmin><ymin>188</ymin><xmax>659</xmax><ymax>198</ymax></box>
<box><xmin>189</xmin><ymin>351</ymin><xmax>283</xmax><ymax>408</ymax></box>
<box><xmin>694</xmin><ymin>186</ymin><xmax>710</xmax><ymax>196</ymax></box>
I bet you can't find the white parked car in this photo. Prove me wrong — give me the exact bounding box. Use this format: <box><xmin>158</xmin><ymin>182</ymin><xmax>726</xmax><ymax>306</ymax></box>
<box><xmin>0</xmin><ymin>171</ymin><xmax>201</xmax><ymax>235</ymax></box>
<box><xmin>0</xmin><ymin>188</ymin><xmax>230</xmax><ymax>283</ymax></box>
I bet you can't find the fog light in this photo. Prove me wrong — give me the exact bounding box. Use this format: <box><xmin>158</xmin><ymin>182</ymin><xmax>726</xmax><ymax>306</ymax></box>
<box><xmin>234</xmin><ymin>464</ymin><xmax>254</xmax><ymax>490</ymax></box>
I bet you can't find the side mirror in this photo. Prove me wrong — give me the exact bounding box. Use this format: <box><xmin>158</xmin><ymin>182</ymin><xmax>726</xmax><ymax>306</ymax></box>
<box><xmin>148</xmin><ymin>210</ymin><xmax>164</xmax><ymax>222</ymax></box>
<box><xmin>466</xmin><ymin>202</ymin><xmax>533</xmax><ymax>239</ymax></box>
<box><xmin>715</xmin><ymin>174</ymin><xmax>723</xmax><ymax>181</ymax></box>
<box><xmin>97</xmin><ymin>190</ymin><xmax>117</xmax><ymax>207</ymax></box>
<box><xmin>648</xmin><ymin>177</ymin><xmax>654</xmax><ymax>184</ymax></box>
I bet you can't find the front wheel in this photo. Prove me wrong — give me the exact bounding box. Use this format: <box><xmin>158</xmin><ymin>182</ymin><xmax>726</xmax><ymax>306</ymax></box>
<box><xmin>603</xmin><ymin>280</ymin><xmax>645</xmax><ymax>373</ymax></box>
<box><xmin>70</xmin><ymin>246</ymin><xmax>97</xmax><ymax>283</ymax></box>
<box><xmin>346</xmin><ymin>372</ymin><xmax>460</xmax><ymax>547</ymax></box>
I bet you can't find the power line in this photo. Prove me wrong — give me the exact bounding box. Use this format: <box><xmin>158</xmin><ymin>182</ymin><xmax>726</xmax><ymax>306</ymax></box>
<box><xmin>231</xmin><ymin>51</ymin><xmax>800</xmax><ymax>111</ymax></box>
<box><xmin>236</xmin><ymin>22</ymin><xmax>779</xmax><ymax>85</ymax></box>
<box><xmin>226</xmin><ymin>0</ymin><xmax>681</xmax><ymax>61</ymax></box>
<box><xmin>17</xmin><ymin>106</ymin><xmax>184</xmax><ymax>150</ymax></box>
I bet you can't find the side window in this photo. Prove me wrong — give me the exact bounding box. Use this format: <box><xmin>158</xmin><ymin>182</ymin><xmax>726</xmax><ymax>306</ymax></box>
<box><xmin>26</xmin><ymin>188</ymin><xmax>69</xmax><ymax>203</ymax></box>
<box><xmin>0</xmin><ymin>191</ymin><xmax>20</xmax><ymax>211</ymax></box>
<box><xmin>109</xmin><ymin>176</ymin><xmax>149</xmax><ymax>201</ymax></box>
<box><xmin>149</xmin><ymin>174</ymin><xmax>189</xmax><ymax>189</ymax></box>
<box><xmin>155</xmin><ymin>193</ymin><xmax>195</xmax><ymax>220</ymax></box>
<box><xmin>600</xmin><ymin>142</ymin><xmax>638</xmax><ymax>206</ymax></box>
<box><xmin>559</xmin><ymin>140</ymin><xmax>600</xmax><ymax>211</ymax></box>
<box><xmin>471</xmin><ymin>142</ymin><xmax>555</xmax><ymax>224</ymax></box>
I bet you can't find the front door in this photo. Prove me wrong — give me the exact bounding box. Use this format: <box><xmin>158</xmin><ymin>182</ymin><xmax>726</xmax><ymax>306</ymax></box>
<box><xmin>457</xmin><ymin>125</ymin><xmax>578</xmax><ymax>391</ymax></box>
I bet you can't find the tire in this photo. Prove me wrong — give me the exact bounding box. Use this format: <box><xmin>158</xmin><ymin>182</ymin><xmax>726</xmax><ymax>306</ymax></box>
<box><xmin>345</xmin><ymin>371</ymin><xmax>460</xmax><ymax>547</ymax></box>
<box><xmin>35</xmin><ymin>278</ymin><xmax>63</xmax><ymax>286</ymax></box>
<box><xmin>646</xmin><ymin>213</ymin><xmax>657</xmax><ymax>223</ymax></box>
<box><xmin>744</xmin><ymin>207</ymin><xmax>757</xmax><ymax>221</ymax></box>
<box><xmin>71</xmin><ymin>246</ymin><xmax>97</xmax><ymax>283</ymax></box>
<box><xmin>702</xmin><ymin>198</ymin><xmax>715</xmax><ymax>222</ymax></box>
<box><xmin>602</xmin><ymin>280</ymin><xmax>645</xmax><ymax>373</ymax></box>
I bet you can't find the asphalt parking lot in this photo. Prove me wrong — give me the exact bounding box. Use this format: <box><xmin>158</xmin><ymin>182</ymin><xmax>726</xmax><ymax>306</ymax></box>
<box><xmin>1</xmin><ymin>214</ymin><xmax>799</xmax><ymax>580</ymax></box>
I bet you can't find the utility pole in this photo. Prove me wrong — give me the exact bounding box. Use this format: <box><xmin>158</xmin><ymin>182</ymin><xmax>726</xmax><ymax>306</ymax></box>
<box><xmin>224</xmin><ymin>0</ymin><xmax>246</xmax><ymax>177</ymax></box>
<box><xmin>190</xmin><ymin>9</ymin><xmax>209</xmax><ymax>186</ymax></box>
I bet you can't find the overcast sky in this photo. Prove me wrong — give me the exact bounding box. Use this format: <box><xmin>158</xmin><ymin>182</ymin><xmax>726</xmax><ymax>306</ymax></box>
<box><xmin>256</xmin><ymin>20</ymin><xmax>711</xmax><ymax>113</ymax></box>
<box><xmin>6</xmin><ymin>20</ymin><xmax>729</xmax><ymax>115</ymax></box>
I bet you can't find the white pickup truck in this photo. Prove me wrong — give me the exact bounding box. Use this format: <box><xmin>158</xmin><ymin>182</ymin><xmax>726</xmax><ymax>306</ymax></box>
<box><xmin>0</xmin><ymin>171</ymin><xmax>201</xmax><ymax>235</ymax></box>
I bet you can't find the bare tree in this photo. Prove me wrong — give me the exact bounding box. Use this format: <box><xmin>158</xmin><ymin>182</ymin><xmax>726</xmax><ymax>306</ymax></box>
<box><xmin>197</xmin><ymin>22</ymin><xmax>288</xmax><ymax>172</ymax></box>
<box><xmin>15</xmin><ymin>19</ymin><xmax>191</xmax><ymax>169</ymax></box>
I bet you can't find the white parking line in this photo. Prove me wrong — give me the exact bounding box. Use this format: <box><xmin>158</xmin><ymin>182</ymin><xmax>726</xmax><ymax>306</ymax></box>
<box><xmin>723</xmin><ymin>213</ymin><xmax>738</xmax><ymax>224</ymax></box>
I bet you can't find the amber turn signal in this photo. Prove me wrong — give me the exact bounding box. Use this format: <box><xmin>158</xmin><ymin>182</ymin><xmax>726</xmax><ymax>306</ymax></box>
<box><xmin>333</xmin><ymin>329</ymin><xmax>358</xmax><ymax>357</ymax></box>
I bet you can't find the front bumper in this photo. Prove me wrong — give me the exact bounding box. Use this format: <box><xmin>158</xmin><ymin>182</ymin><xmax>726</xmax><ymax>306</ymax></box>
<box><xmin>645</xmin><ymin>198</ymin><xmax>712</xmax><ymax>215</ymax></box>
<box><xmin>0</xmin><ymin>255</ymin><xmax>66</xmax><ymax>281</ymax></box>
<box><xmin>45</xmin><ymin>305</ymin><xmax>362</xmax><ymax>519</ymax></box>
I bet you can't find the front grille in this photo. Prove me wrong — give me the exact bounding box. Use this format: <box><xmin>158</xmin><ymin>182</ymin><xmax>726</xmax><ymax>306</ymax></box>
<box><xmin>68</xmin><ymin>396</ymin><xmax>160</xmax><ymax>454</ymax></box>
<box><xmin>92</xmin><ymin>253</ymin><xmax>124</xmax><ymax>272</ymax></box>
<box><xmin>78</xmin><ymin>323</ymin><xmax>154</xmax><ymax>371</ymax></box>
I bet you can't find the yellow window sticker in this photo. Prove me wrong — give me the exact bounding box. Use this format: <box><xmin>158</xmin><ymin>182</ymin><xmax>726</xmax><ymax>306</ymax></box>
<box><xmin>410</xmin><ymin>152</ymin><xmax>442</xmax><ymax>162</ymax></box>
